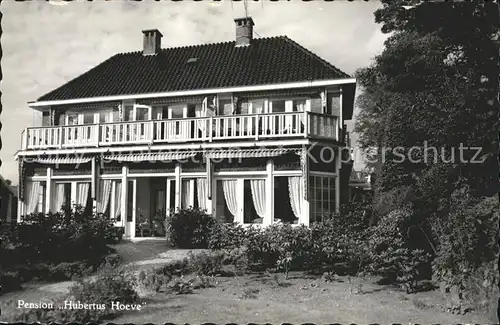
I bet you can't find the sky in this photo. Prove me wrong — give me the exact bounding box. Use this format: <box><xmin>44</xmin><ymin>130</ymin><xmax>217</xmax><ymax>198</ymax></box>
<box><xmin>1</xmin><ymin>0</ymin><xmax>388</xmax><ymax>185</ymax></box>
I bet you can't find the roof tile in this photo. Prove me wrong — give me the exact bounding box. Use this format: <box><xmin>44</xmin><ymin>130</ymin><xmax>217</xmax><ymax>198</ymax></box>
<box><xmin>37</xmin><ymin>36</ymin><xmax>350</xmax><ymax>102</ymax></box>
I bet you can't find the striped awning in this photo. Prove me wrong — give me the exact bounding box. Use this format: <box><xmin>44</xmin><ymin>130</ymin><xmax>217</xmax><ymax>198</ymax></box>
<box><xmin>204</xmin><ymin>148</ymin><xmax>301</xmax><ymax>160</ymax></box>
<box><xmin>103</xmin><ymin>151</ymin><xmax>198</xmax><ymax>162</ymax></box>
<box><xmin>24</xmin><ymin>156</ymin><xmax>92</xmax><ymax>165</ymax></box>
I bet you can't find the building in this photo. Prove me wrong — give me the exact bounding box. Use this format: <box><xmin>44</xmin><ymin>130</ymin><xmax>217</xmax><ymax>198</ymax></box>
<box><xmin>15</xmin><ymin>17</ymin><xmax>356</xmax><ymax>238</ymax></box>
<box><xmin>0</xmin><ymin>175</ymin><xmax>17</xmax><ymax>223</ymax></box>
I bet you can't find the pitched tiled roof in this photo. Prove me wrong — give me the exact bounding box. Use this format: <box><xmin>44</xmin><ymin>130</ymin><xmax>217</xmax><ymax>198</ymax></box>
<box><xmin>37</xmin><ymin>36</ymin><xmax>351</xmax><ymax>102</ymax></box>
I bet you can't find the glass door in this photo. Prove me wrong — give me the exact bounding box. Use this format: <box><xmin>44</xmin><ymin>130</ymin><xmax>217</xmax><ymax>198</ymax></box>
<box><xmin>167</xmin><ymin>105</ymin><xmax>186</xmax><ymax>139</ymax></box>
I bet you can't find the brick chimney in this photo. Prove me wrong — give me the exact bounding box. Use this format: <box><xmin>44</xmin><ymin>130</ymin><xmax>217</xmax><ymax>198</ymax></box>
<box><xmin>234</xmin><ymin>17</ymin><xmax>254</xmax><ymax>47</ymax></box>
<box><xmin>142</xmin><ymin>29</ymin><xmax>163</xmax><ymax>55</ymax></box>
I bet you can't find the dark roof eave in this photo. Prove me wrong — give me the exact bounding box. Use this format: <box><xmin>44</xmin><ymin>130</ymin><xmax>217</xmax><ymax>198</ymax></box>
<box><xmin>29</xmin><ymin>78</ymin><xmax>357</xmax><ymax>108</ymax></box>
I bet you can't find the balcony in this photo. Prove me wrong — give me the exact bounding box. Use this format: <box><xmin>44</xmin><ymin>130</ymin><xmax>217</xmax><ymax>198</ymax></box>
<box><xmin>21</xmin><ymin>112</ymin><xmax>340</xmax><ymax>151</ymax></box>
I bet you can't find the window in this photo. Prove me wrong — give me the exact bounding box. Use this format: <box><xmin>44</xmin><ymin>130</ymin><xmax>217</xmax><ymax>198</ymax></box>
<box><xmin>67</xmin><ymin>114</ymin><xmax>79</xmax><ymax>125</ymax></box>
<box><xmin>124</xmin><ymin>104</ymin><xmax>134</xmax><ymax>122</ymax></box>
<box><xmin>293</xmin><ymin>99</ymin><xmax>307</xmax><ymax>112</ymax></box>
<box><xmin>310</xmin><ymin>175</ymin><xmax>336</xmax><ymax>223</ymax></box>
<box><xmin>218</xmin><ymin>98</ymin><xmax>233</xmax><ymax>116</ymax></box>
<box><xmin>249</xmin><ymin>99</ymin><xmax>265</xmax><ymax>114</ymax></box>
<box><xmin>83</xmin><ymin>112</ymin><xmax>95</xmax><ymax>124</ymax></box>
<box><xmin>181</xmin><ymin>179</ymin><xmax>198</xmax><ymax>209</ymax></box>
<box><xmin>37</xmin><ymin>183</ymin><xmax>46</xmax><ymax>214</ymax></box>
<box><xmin>168</xmin><ymin>180</ymin><xmax>176</xmax><ymax>211</ymax></box>
<box><xmin>127</xmin><ymin>181</ymin><xmax>133</xmax><ymax>222</ymax></box>
<box><xmin>273</xmin><ymin>177</ymin><xmax>297</xmax><ymax>224</ymax></box>
<box><xmin>136</xmin><ymin>106</ymin><xmax>149</xmax><ymax>121</ymax></box>
<box><xmin>311</xmin><ymin>97</ymin><xmax>323</xmax><ymax>113</ymax></box>
<box><xmin>63</xmin><ymin>183</ymin><xmax>72</xmax><ymax>210</ymax></box>
<box><xmin>270</xmin><ymin>100</ymin><xmax>285</xmax><ymax>113</ymax></box>
<box><xmin>215</xmin><ymin>180</ymin><xmax>233</xmax><ymax>223</ymax></box>
<box><xmin>243</xmin><ymin>180</ymin><xmax>262</xmax><ymax>224</ymax></box>
<box><xmin>329</xmin><ymin>93</ymin><xmax>341</xmax><ymax>116</ymax></box>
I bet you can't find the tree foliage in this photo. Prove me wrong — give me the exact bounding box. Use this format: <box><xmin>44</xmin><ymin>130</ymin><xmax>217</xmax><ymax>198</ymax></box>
<box><xmin>354</xmin><ymin>2</ymin><xmax>499</xmax><ymax>312</ymax></box>
<box><xmin>356</xmin><ymin>1</ymin><xmax>499</xmax><ymax>204</ymax></box>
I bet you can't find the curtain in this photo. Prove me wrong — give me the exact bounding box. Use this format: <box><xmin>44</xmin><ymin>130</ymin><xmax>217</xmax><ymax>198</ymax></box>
<box><xmin>97</xmin><ymin>180</ymin><xmax>112</xmax><ymax>214</ymax></box>
<box><xmin>76</xmin><ymin>183</ymin><xmax>90</xmax><ymax>208</ymax></box>
<box><xmin>181</xmin><ymin>180</ymin><xmax>192</xmax><ymax>209</ymax></box>
<box><xmin>25</xmin><ymin>181</ymin><xmax>41</xmax><ymax>214</ymax></box>
<box><xmin>222</xmin><ymin>180</ymin><xmax>238</xmax><ymax>219</ymax></box>
<box><xmin>288</xmin><ymin>177</ymin><xmax>303</xmax><ymax>221</ymax></box>
<box><xmin>196</xmin><ymin>101</ymin><xmax>207</xmax><ymax>134</ymax></box>
<box><xmin>196</xmin><ymin>178</ymin><xmax>207</xmax><ymax>210</ymax></box>
<box><xmin>250</xmin><ymin>179</ymin><xmax>266</xmax><ymax>219</ymax></box>
<box><xmin>51</xmin><ymin>183</ymin><xmax>65</xmax><ymax>212</ymax></box>
<box><xmin>114</xmin><ymin>181</ymin><xmax>122</xmax><ymax>220</ymax></box>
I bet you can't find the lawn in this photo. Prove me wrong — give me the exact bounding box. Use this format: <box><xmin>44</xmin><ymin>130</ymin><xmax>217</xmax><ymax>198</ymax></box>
<box><xmin>117</xmin><ymin>272</ymin><xmax>493</xmax><ymax>324</ymax></box>
<box><xmin>0</xmin><ymin>243</ymin><xmax>495</xmax><ymax>324</ymax></box>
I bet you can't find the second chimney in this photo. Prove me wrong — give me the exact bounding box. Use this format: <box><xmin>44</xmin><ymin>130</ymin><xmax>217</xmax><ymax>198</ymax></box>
<box><xmin>142</xmin><ymin>29</ymin><xmax>163</xmax><ymax>55</ymax></box>
<box><xmin>234</xmin><ymin>17</ymin><xmax>254</xmax><ymax>47</ymax></box>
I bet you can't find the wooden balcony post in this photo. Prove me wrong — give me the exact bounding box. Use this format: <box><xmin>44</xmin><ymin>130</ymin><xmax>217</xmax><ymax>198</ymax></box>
<box><xmin>149</xmin><ymin>120</ymin><xmax>154</xmax><ymax>144</ymax></box>
<box><xmin>95</xmin><ymin>124</ymin><xmax>99</xmax><ymax>147</ymax></box>
<box><xmin>208</xmin><ymin>116</ymin><xmax>213</xmax><ymax>142</ymax></box>
<box><xmin>255</xmin><ymin>114</ymin><xmax>259</xmax><ymax>140</ymax></box>
<box><xmin>58</xmin><ymin>126</ymin><xmax>63</xmax><ymax>148</ymax></box>
<box><xmin>303</xmin><ymin>111</ymin><xmax>308</xmax><ymax>138</ymax></box>
<box><xmin>45</xmin><ymin>167</ymin><xmax>52</xmax><ymax>213</ymax></box>
<box><xmin>335</xmin><ymin>116</ymin><xmax>339</xmax><ymax>141</ymax></box>
<box><xmin>24</xmin><ymin>128</ymin><xmax>29</xmax><ymax>149</ymax></box>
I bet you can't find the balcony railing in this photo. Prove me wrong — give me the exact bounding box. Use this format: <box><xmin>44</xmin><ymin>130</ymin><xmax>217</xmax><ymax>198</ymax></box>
<box><xmin>21</xmin><ymin>112</ymin><xmax>340</xmax><ymax>151</ymax></box>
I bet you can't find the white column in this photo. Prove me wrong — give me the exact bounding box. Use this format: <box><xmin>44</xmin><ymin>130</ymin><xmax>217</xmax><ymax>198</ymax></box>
<box><xmin>70</xmin><ymin>182</ymin><xmax>77</xmax><ymax>208</ymax></box>
<box><xmin>189</xmin><ymin>179</ymin><xmax>195</xmax><ymax>207</ymax></box>
<box><xmin>17</xmin><ymin>199</ymin><xmax>23</xmax><ymax>223</ymax></box>
<box><xmin>265</xmin><ymin>159</ymin><xmax>274</xmax><ymax>226</ymax></box>
<box><xmin>301</xmin><ymin>147</ymin><xmax>310</xmax><ymax>227</ymax></box>
<box><xmin>335</xmin><ymin>147</ymin><xmax>341</xmax><ymax>213</ymax></box>
<box><xmin>110</xmin><ymin>181</ymin><xmax>116</xmax><ymax>222</ymax></box>
<box><xmin>206</xmin><ymin>158</ymin><xmax>213</xmax><ymax>214</ymax></box>
<box><xmin>130</xmin><ymin>179</ymin><xmax>137</xmax><ymax>238</ymax></box>
<box><xmin>45</xmin><ymin>167</ymin><xmax>52</xmax><ymax>213</ymax></box>
<box><xmin>237</xmin><ymin>178</ymin><xmax>244</xmax><ymax>224</ymax></box>
<box><xmin>174</xmin><ymin>164</ymin><xmax>181</xmax><ymax>210</ymax></box>
<box><xmin>165</xmin><ymin>179</ymin><xmax>170</xmax><ymax>217</ymax></box>
<box><xmin>121</xmin><ymin>166</ymin><xmax>128</xmax><ymax>229</ymax></box>
<box><xmin>91</xmin><ymin>158</ymin><xmax>97</xmax><ymax>213</ymax></box>
<box><xmin>339</xmin><ymin>86</ymin><xmax>343</xmax><ymax>129</ymax></box>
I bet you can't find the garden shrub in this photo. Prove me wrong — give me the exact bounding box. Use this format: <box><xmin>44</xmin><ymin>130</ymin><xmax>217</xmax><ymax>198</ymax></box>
<box><xmin>306</xmin><ymin>201</ymin><xmax>370</xmax><ymax>275</ymax></box>
<box><xmin>367</xmin><ymin>207</ymin><xmax>431</xmax><ymax>292</ymax></box>
<box><xmin>137</xmin><ymin>268</ymin><xmax>172</xmax><ymax>292</ymax></box>
<box><xmin>158</xmin><ymin>258</ymin><xmax>191</xmax><ymax>276</ymax></box>
<box><xmin>0</xmin><ymin>206</ymin><xmax>120</xmax><ymax>286</ymax></box>
<box><xmin>101</xmin><ymin>253</ymin><xmax>122</xmax><ymax>268</ymax></box>
<box><xmin>431</xmin><ymin>191</ymin><xmax>499</xmax><ymax>313</ymax></box>
<box><xmin>205</xmin><ymin>201</ymin><xmax>371</xmax><ymax>276</ymax></box>
<box><xmin>47</xmin><ymin>262</ymin><xmax>95</xmax><ymax>281</ymax></box>
<box><xmin>208</xmin><ymin>222</ymin><xmax>247</xmax><ymax>250</ymax></box>
<box><xmin>0</xmin><ymin>271</ymin><xmax>22</xmax><ymax>293</ymax></box>
<box><xmin>16</xmin><ymin>266</ymin><xmax>139</xmax><ymax>323</ymax></box>
<box><xmin>187</xmin><ymin>250</ymin><xmax>224</xmax><ymax>276</ymax></box>
<box><xmin>219</xmin><ymin>247</ymin><xmax>250</xmax><ymax>275</ymax></box>
<box><xmin>166</xmin><ymin>208</ymin><xmax>216</xmax><ymax>248</ymax></box>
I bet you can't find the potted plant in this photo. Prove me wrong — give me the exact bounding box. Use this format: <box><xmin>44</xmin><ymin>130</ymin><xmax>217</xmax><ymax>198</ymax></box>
<box><xmin>136</xmin><ymin>208</ymin><xmax>149</xmax><ymax>237</ymax></box>
<box><xmin>152</xmin><ymin>209</ymin><xmax>166</xmax><ymax>237</ymax></box>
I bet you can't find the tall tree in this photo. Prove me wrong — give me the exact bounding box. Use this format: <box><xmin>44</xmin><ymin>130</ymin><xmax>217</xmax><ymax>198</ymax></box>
<box><xmin>355</xmin><ymin>1</ymin><xmax>499</xmax><ymax>213</ymax></box>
